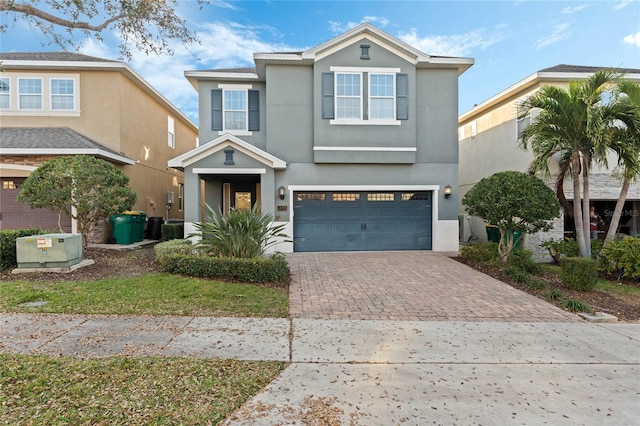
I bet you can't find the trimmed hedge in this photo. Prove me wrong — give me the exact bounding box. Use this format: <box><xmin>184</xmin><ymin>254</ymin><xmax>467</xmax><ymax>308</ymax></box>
<box><xmin>161</xmin><ymin>223</ymin><xmax>184</xmax><ymax>241</ymax></box>
<box><xmin>0</xmin><ymin>228</ymin><xmax>46</xmax><ymax>270</ymax></box>
<box><xmin>559</xmin><ymin>257</ymin><xmax>598</xmax><ymax>291</ymax></box>
<box><xmin>159</xmin><ymin>253</ymin><xmax>289</xmax><ymax>285</ymax></box>
<box><xmin>154</xmin><ymin>239</ymin><xmax>193</xmax><ymax>263</ymax></box>
<box><xmin>599</xmin><ymin>236</ymin><xmax>640</xmax><ymax>280</ymax></box>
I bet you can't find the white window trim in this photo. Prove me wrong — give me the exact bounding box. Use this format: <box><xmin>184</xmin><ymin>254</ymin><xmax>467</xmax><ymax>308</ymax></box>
<box><xmin>49</xmin><ymin>77</ymin><xmax>76</xmax><ymax>111</ymax></box>
<box><xmin>368</xmin><ymin>72</ymin><xmax>396</xmax><ymax>121</ymax></box>
<box><xmin>0</xmin><ymin>77</ymin><xmax>10</xmax><ymax>110</ymax></box>
<box><xmin>335</xmin><ymin>71</ymin><xmax>363</xmax><ymax>121</ymax></box>
<box><xmin>18</xmin><ymin>77</ymin><xmax>43</xmax><ymax>110</ymax></box>
<box><xmin>168</xmin><ymin>116</ymin><xmax>175</xmax><ymax>148</ymax></box>
<box><xmin>469</xmin><ymin>121</ymin><xmax>477</xmax><ymax>142</ymax></box>
<box><xmin>217</xmin><ymin>83</ymin><xmax>253</xmax><ymax>136</ymax></box>
<box><xmin>329</xmin><ymin>66</ymin><xmax>402</xmax><ymax>126</ymax></box>
<box><xmin>3</xmin><ymin>74</ymin><xmax>80</xmax><ymax>116</ymax></box>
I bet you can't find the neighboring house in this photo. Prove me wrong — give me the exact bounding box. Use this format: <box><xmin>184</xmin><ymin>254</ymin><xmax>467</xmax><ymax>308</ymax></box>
<box><xmin>458</xmin><ymin>65</ymin><xmax>640</xmax><ymax>259</ymax></box>
<box><xmin>0</xmin><ymin>52</ymin><xmax>198</xmax><ymax>242</ymax></box>
<box><xmin>169</xmin><ymin>23</ymin><xmax>473</xmax><ymax>252</ymax></box>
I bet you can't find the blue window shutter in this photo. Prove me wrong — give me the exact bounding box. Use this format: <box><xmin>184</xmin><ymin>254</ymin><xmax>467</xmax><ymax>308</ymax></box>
<box><xmin>211</xmin><ymin>89</ymin><xmax>223</xmax><ymax>130</ymax></box>
<box><xmin>248</xmin><ymin>90</ymin><xmax>259</xmax><ymax>131</ymax></box>
<box><xmin>396</xmin><ymin>74</ymin><xmax>408</xmax><ymax>120</ymax></box>
<box><xmin>322</xmin><ymin>72</ymin><xmax>334</xmax><ymax>119</ymax></box>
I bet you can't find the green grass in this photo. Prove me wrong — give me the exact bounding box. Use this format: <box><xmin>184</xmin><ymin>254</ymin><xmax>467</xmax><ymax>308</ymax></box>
<box><xmin>594</xmin><ymin>279</ymin><xmax>640</xmax><ymax>296</ymax></box>
<box><xmin>0</xmin><ymin>273</ymin><xmax>288</xmax><ymax>318</ymax></box>
<box><xmin>0</xmin><ymin>354</ymin><xmax>286</xmax><ymax>425</ymax></box>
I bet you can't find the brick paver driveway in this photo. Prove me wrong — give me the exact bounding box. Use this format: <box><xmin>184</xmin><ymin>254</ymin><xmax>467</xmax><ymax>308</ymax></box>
<box><xmin>287</xmin><ymin>252</ymin><xmax>580</xmax><ymax>322</ymax></box>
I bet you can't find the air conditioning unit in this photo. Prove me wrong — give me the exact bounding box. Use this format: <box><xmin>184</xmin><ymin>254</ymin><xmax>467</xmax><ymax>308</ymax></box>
<box><xmin>16</xmin><ymin>233</ymin><xmax>83</xmax><ymax>269</ymax></box>
<box><xmin>459</xmin><ymin>214</ymin><xmax>473</xmax><ymax>243</ymax></box>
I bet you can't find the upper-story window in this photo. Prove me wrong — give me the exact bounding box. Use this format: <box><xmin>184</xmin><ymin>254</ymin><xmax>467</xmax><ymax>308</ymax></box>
<box><xmin>50</xmin><ymin>78</ymin><xmax>75</xmax><ymax>110</ymax></box>
<box><xmin>168</xmin><ymin>116</ymin><xmax>175</xmax><ymax>148</ymax></box>
<box><xmin>0</xmin><ymin>78</ymin><xmax>9</xmax><ymax>109</ymax></box>
<box><xmin>18</xmin><ymin>78</ymin><xmax>42</xmax><ymax>110</ymax></box>
<box><xmin>323</xmin><ymin>67</ymin><xmax>407</xmax><ymax>125</ymax></box>
<box><xmin>211</xmin><ymin>85</ymin><xmax>259</xmax><ymax>135</ymax></box>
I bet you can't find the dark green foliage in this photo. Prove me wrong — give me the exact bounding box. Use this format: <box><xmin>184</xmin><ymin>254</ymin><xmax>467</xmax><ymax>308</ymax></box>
<box><xmin>545</xmin><ymin>289</ymin><xmax>563</xmax><ymax>300</ymax></box>
<box><xmin>528</xmin><ymin>280</ymin><xmax>547</xmax><ymax>291</ymax></box>
<box><xmin>462</xmin><ymin>171</ymin><xmax>560</xmax><ymax>263</ymax></box>
<box><xmin>460</xmin><ymin>242</ymin><xmax>499</xmax><ymax>262</ymax></box>
<box><xmin>559</xmin><ymin>257</ymin><xmax>598</xmax><ymax>291</ymax></box>
<box><xmin>541</xmin><ymin>238</ymin><xmax>604</xmax><ymax>263</ymax></box>
<box><xmin>159</xmin><ymin>253</ymin><xmax>289</xmax><ymax>285</ymax></box>
<box><xmin>161</xmin><ymin>223</ymin><xmax>184</xmax><ymax>241</ymax></box>
<box><xmin>505</xmin><ymin>266</ymin><xmax>530</xmax><ymax>284</ymax></box>
<box><xmin>154</xmin><ymin>239</ymin><xmax>193</xmax><ymax>263</ymax></box>
<box><xmin>0</xmin><ymin>228</ymin><xmax>45</xmax><ymax>270</ymax></box>
<box><xmin>599</xmin><ymin>236</ymin><xmax>640</xmax><ymax>280</ymax></box>
<box><xmin>507</xmin><ymin>249</ymin><xmax>542</xmax><ymax>275</ymax></box>
<box><xmin>562</xmin><ymin>298</ymin><xmax>591</xmax><ymax>313</ymax></box>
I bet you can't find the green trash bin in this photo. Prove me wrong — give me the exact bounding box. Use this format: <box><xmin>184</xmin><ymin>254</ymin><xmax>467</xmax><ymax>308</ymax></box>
<box><xmin>132</xmin><ymin>212</ymin><xmax>146</xmax><ymax>242</ymax></box>
<box><xmin>110</xmin><ymin>214</ymin><xmax>134</xmax><ymax>245</ymax></box>
<box><xmin>485</xmin><ymin>225</ymin><xmax>523</xmax><ymax>247</ymax></box>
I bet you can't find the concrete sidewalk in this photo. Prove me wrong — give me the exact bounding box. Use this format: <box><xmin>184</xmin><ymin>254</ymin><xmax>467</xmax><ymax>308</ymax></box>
<box><xmin>2</xmin><ymin>313</ymin><xmax>639</xmax><ymax>424</ymax></box>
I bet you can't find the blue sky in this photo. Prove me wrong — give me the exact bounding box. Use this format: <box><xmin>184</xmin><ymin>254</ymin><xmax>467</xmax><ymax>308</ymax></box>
<box><xmin>2</xmin><ymin>0</ymin><xmax>639</xmax><ymax>124</ymax></box>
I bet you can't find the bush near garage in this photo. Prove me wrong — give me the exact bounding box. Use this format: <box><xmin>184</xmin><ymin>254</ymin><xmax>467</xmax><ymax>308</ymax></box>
<box><xmin>154</xmin><ymin>239</ymin><xmax>194</xmax><ymax>263</ymax></box>
<box><xmin>0</xmin><ymin>228</ymin><xmax>46</xmax><ymax>270</ymax></box>
<box><xmin>161</xmin><ymin>222</ymin><xmax>184</xmax><ymax>241</ymax></box>
<box><xmin>559</xmin><ymin>257</ymin><xmax>598</xmax><ymax>291</ymax></box>
<box><xmin>158</xmin><ymin>253</ymin><xmax>289</xmax><ymax>286</ymax></box>
<box><xmin>599</xmin><ymin>236</ymin><xmax>640</xmax><ymax>280</ymax></box>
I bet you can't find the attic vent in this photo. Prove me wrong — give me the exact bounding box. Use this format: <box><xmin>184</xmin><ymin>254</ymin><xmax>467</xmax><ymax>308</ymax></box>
<box><xmin>360</xmin><ymin>44</ymin><xmax>370</xmax><ymax>60</ymax></box>
<box><xmin>224</xmin><ymin>149</ymin><xmax>235</xmax><ymax>165</ymax></box>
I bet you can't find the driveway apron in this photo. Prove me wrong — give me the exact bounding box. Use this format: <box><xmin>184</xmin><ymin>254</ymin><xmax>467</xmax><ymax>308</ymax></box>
<box><xmin>287</xmin><ymin>251</ymin><xmax>579</xmax><ymax>322</ymax></box>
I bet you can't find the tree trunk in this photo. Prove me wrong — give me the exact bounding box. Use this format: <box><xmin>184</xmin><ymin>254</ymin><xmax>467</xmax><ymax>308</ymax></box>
<box><xmin>581</xmin><ymin>157</ymin><xmax>591</xmax><ymax>258</ymax></box>
<box><xmin>603</xmin><ymin>177</ymin><xmax>631</xmax><ymax>247</ymax></box>
<box><xmin>572</xmin><ymin>154</ymin><xmax>588</xmax><ymax>257</ymax></box>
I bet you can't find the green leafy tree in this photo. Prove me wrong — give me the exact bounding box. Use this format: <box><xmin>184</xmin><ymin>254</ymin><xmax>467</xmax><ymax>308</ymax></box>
<box><xmin>17</xmin><ymin>155</ymin><xmax>136</xmax><ymax>247</ymax></box>
<box><xmin>192</xmin><ymin>204</ymin><xmax>291</xmax><ymax>259</ymax></box>
<box><xmin>462</xmin><ymin>171</ymin><xmax>560</xmax><ymax>264</ymax></box>
<box><xmin>0</xmin><ymin>0</ymin><xmax>205</xmax><ymax>59</ymax></box>
<box><xmin>518</xmin><ymin>70</ymin><xmax>621</xmax><ymax>258</ymax></box>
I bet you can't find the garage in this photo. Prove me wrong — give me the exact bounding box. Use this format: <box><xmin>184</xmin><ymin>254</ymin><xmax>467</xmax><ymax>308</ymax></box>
<box><xmin>293</xmin><ymin>191</ymin><xmax>432</xmax><ymax>252</ymax></box>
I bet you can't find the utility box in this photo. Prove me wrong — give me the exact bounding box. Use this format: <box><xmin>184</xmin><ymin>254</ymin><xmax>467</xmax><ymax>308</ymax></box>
<box><xmin>16</xmin><ymin>233</ymin><xmax>83</xmax><ymax>269</ymax></box>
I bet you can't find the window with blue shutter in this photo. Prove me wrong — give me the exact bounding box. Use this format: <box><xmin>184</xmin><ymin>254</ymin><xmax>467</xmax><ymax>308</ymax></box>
<box><xmin>211</xmin><ymin>88</ymin><xmax>259</xmax><ymax>132</ymax></box>
<box><xmin>322</xmin><ymin>72</ymin><xmax>335</xmax><ymax>119</ymax></box>
<box><xmin>211</xmin><ymin>89</ymin><xmax>223</xmax><ymax>131</ymax></box>
<box><xmin>248</xmin><ymin>90</ymin><xmax>259</xmax><ymax>131</ymax></box>
<box><xmin>396</xmin><ymin>73</ymin><xmax>408</xmax><ymax>120</ymax></box>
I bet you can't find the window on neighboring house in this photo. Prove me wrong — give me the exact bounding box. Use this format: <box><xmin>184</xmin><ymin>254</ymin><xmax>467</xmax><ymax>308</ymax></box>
<box><xmin>178</xmin><ymin>183</ymin><xmax>184</xmax><ymax>210</ymax></box>
<box><xmin>469</xmin><ymin>121</ymin><xmax>477</xmax><ymax>142</ymax></box>
<box><xmin>516</xmin><ymin>112</ymin><xmax>530</xmax><ymax>139</ymax></box>
<box><xmin>168</xmin><ymin>116</ymin><xmax>175</xmax><ymax>148</ymax></box>
<box><xmin>0</xmin><ymin>78</ymin><xmax>10</xmax><ymax>109</ymax></box>
<box><xmin>323</xmin><ymin>68</ymin><xmax>407</xmax><ymax>124</ymax></box>
<box><xmin>211</xmin><ymin>87</ymin><xmax>259</xmax><ymax>133</ymax></box>
<box><xmin>50</xmin><ymin>78</ymin><xmax>75</xmax><ymax>110</ymax></box>
<box><xmin>18</xmin><ymin>78</ymin><xmax>42</xmax><ymax>109</ymax></box>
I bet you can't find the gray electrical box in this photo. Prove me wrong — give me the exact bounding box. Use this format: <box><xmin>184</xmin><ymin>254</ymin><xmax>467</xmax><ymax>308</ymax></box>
<box><xmin>16</xmin><ymin>233</ymin><xmax>83</xmax><ymax>269</ymax></box>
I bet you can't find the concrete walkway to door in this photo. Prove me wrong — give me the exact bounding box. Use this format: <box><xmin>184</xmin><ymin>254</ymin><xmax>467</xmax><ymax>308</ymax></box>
<box><xmin>287</xmin><ymin>251</ymin><xmax>580</xmax><ymax>322</ymax></box>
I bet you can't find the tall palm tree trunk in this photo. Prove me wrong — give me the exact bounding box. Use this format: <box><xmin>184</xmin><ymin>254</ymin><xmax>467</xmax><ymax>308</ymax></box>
<box><xmin>572</xmin><ymin>155</ymin><xmax>588</xmax><ymax>257</ymax></box>
<box><xmin>603</xmin><ymin>177</ymin><xmax>631</xmax><ymax>245</ymax></box>
<box><xmin>581</xmin><ymin>159</ymin><xmax>592</xmax><ymax>258</ymax></box>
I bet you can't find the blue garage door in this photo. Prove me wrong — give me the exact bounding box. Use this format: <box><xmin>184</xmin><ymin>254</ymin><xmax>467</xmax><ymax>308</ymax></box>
<box><xmin>293</xmin><ymin>191</ymin><xmax>432</xmax><ymax>252</ymax></box>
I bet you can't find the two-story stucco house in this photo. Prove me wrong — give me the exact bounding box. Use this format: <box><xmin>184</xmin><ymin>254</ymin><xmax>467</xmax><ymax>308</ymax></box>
<box><xmin>169</xmin><ymin>23</ymin><xmax>473</xmax><ymax>252</ymax></box>
<box><xmin>458</xmin><ymin>65</ymin><xmax>640</xmax><ymax>259</ymax></box>
<box><xmin>0</xmin><ymin>52</ymin><xmax>198</xmax><ymax>241</ymax></box>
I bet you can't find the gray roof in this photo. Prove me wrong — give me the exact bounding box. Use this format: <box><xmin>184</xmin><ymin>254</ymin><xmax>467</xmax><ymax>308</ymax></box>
<box><xmin>540</xmin><ymin>64</ymin><xmax>640</xmax><ymax>74</ymax></box>
<box><xmin>0</xmin><ymin>52</ymin><xmax>120</xmax><ymax>63</ymax></box>
<box><xmin>0</xmin><ymin>127</ymin><xmax>133</xmax><ymax>164</ymax></box>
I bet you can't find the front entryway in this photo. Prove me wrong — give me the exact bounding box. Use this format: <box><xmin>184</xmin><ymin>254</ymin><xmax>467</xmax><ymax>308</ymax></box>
<box><xmin>293</xmin><ymin>191</ymin><xmax>432</xmax><ymax>252</ymax></box>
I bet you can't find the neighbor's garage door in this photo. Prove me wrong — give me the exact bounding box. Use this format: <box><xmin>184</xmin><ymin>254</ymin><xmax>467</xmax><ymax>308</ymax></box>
<box><xmin>0</xmin><ymin>177</ymin><xmax>71</xmax><ymax>231</ymax></box>
<box><xmin>293</xmin><ymin>191</ymin><xmax>432</xmax><ymax>252</ymax></box>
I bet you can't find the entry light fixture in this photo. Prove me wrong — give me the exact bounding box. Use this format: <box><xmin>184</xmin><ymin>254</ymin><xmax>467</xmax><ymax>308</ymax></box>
<box><xmin>444</xmin><ymin>185</ymin><xmax>453</xmax><ymax>199</ymax></box>
<box><xmin>279</xmin><ymin>185</ymin><xmax>286</xmax><ymax>200</ymax></box>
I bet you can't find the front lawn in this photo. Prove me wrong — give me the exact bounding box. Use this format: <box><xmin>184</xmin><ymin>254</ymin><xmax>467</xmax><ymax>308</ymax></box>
<box><xmin>0</xmin><ymin>273</ymin><xmax>288</xmax><ymax>318</ymax></box>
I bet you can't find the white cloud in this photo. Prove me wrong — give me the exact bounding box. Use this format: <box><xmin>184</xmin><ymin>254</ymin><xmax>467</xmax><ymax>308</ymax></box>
<box><xmin>328</xmin><ymin>16</ymin><xmax>389</xmax><ymax>34</ymax></box>
<box><xmin>397</xmin><ymin>27</ymin><xmax>505</xmax><ymax>57</ymax></box>
<box><xmin>562</xmin><ymin>4</ymin><xmax>587</xmax><ymax>14</ymax></box>
<box><xmin>535</xmin><ymin>23</ymin><xmax>571</xmax><ymax>49</ymax></box>
<box><xmin>613</xmin><ymin>0</ymin><xmax>633</xmax><ymax>11</ymax></box>
<box><xmin>623</xmin><ymin>31</ymin><xmax>640</xmax><ymax>47</ymax></box>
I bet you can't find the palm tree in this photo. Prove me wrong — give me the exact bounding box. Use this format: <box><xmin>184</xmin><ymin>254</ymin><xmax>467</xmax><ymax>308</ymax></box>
<box><xmin>603</xmin><ymin>80</ymin><xmax>640</xmax><ymax>244</ymax></box>
<box><xmin>518</xmin><ymin>70</ymin><xmax>619</xmax><ymax>258</ymax></box>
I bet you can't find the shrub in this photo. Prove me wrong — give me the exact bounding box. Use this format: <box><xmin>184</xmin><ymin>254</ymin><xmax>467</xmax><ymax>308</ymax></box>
<box><xmin>505</xmin><ymin>266</ymin><xmax>530</xmax><ymax>284</ymax></box>
<box><xmin>154</xmin><ymin>239</ymin><xmax>193</xmax><ymax>263</ymax></box>
<box><xmin>540</xmin><ymin>238</ymin><xmax>603</xmax><ymax>263</ymax></box>
<box><xmin>559</xmin><ymin>257</ymin><xmax>598</xmax><ymax>291</ymax></box>
<box><xmin>599</xmin><ymin>236</ymin><xmax>640</xmax><ymax>280</ymax></box>
<box><xmin>192</xmin><ymin>204</ymin><xmax>290</xmax><ymax>258</ymax></box>
<box><xmin>528</xmin><ymin>280</ymin><xmax>547</xmax><ymax>291</ymax></box>
<box><xmin>562</xmin><ymin>298</ymin><xmax>591</xmax><ymax>313</ymax></box>
<box><xmin>545</xmin><ymin>289</ymin><xmax>562</xmax><ymax>300</ymax></box>
<box><xmin>159</xmin><ymin>253</ymin><xmax>289</xmax><ymax>285</ymax></box>
<box><xmin>0</xmin><ymin>228</ymin><xmax>46</xmax><ymax>270</ymax></box>
<box><xmin>460</xmin><ymin>242</ymin><xmax>499</xmax><ymax>263</ymax></box>
<box><xmin>161</xmin><ymin>222</ymin><xmax>184</xmax><ymax>241</ymax></box>
<box><xmin>507</xmin><ymin>249</ymin><xmax>542</xmax><ymax>275</ymax></box>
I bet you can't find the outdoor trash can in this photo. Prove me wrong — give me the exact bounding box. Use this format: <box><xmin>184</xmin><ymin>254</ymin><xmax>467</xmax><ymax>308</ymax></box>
<box><xmin>485</xmin><ymin>225</ymin><xmax>522</xmax><ymax>246</ymax></box>
<box><xmin>132</xmin><ymin>211</ymin><xmax>146</xmax><ymax>242</ymax></box>
<box><xmin>147</xmin><ymin>216</ymin><xmax>163</xmax><ymax>240</ymax></box>
<box><xmin>110</xmin><ymin>214</ymin><xmax>134</xmax><ymax>245</ymax></box>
